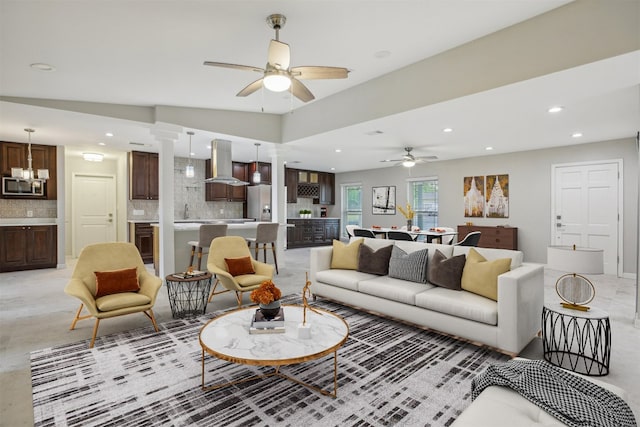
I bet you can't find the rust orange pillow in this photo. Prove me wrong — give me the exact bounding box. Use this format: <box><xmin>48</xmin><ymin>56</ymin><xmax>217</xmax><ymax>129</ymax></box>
<box><xmin>94</xmin><ymin>267</ymin><xmax>140</xmax><ymax>298</ymax></box>
<box><xmin>225</xmin><ymin>256</ymin><xmax>255</xmax><ymax>276</ymax></box>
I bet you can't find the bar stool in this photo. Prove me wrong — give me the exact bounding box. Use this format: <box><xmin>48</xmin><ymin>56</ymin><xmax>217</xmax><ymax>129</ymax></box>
<box><xmin>187</xmin><ymin>224</ymin><xmax>228</xmax><ymax>270</ymax></box>
<box><xmin>246</xmin><ymin>222</ymin><xmax>279</xmax><ymax>274</ymax></box>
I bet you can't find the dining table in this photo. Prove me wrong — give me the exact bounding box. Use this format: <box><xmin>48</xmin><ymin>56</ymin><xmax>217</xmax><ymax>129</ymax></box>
<box><xmin>366</xmin><ymin>227</ymin><xmax>458</xmax><ymax>244</ymax></box>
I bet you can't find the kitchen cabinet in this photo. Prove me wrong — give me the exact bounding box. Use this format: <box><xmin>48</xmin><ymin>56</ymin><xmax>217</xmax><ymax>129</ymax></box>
<box><xmin>0</xmin><ymin>141</ymin><xmax>57</xmax><ymax>200</ymax></box>
<box><xmin>298</xmin><ymin>170</ymin><xmax>318</xmax><ymax>184</ymax></box>
<box><xmin>205</xmin><ymin>160</ymin><xmax>248</xmax><ymax>202</ymax></box>
<box><xmin>248</xmin><ymin>162</ymin><xmax>271</xmax><ymax>185</ymax></box>
<box><xmin>129</xmin><ymin>222</ymin><xmax>154</xmax><ymax>263</ymax></box>
<box><xmin>287</xmin><ymin>218</ymin><xmax>340</xmax><ymax>248</ymax></box>
<box><xmin>318</xmin><ymin>172</ymin><xmax>335</xmax><ymax>205</ymax></box>
<box><xmin>0</xmin><ymin>225</ymin><xmax>57</xmax><ymax>272</ymax></box>
<box><xmin>457</xmin><ymin>225</ymin><xmax>518</xmax><ymax>250</ymax></box>
<box><xmin>285</xmin><ymin>167</ymin><xmax>298</xmax><ymax>203</ymax></box>
<box><xmin>129</xmin><ymin>151</ymin><xmax>159</xmax><ymax>200</ymax></box>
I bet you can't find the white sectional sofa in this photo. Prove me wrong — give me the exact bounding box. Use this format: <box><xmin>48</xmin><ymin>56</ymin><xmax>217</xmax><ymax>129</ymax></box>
<box><xmin>310</xmin><ymin>237</ymin><xmax>544</xmax><ymax>355</ymax></box>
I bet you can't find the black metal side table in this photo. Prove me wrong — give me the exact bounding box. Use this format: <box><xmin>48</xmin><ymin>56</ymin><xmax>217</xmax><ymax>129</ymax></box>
<box><xmin>541</xmin><ymin>304</ymin><xmax>611</xmax><ymax>376</ymax></box>
<box><xmin>165</xmin><ymin>272</ymin><xmax>213</xmax><ymax>318</ymax></box>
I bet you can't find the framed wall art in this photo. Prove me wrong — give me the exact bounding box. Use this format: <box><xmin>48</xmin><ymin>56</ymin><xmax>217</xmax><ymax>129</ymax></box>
<box><xmin>463</xmin><ymin>176</ymin><xmax>484</xmax><ymax>217</ymax></box>
<box><xmin>485</xmin><ymin>174</ymin><xmax>509</xmax><ymax>218</ymax></box>
<box><xmin>372</xmin><ymin>186</ymin><xmax>396</xmax><ymax>215</ymax></box>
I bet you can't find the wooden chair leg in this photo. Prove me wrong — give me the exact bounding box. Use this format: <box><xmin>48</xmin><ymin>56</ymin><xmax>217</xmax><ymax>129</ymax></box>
<box><xmin>189</xmin><ymin>246</ymin><xmax>196</xmax><ymax>267</ymax></box>
<box><xmin>70</xmin><ymin>303</ymin><xmax>84</xmax><ymax>330</ymax></box>
<box><xmin>145</xmin><ymin>309</ymin><xmax>159</xmax><ymax>332</ymax></box>
<box><xmin>89</xmin><ymin>318</ymin><xmax>100</xmax><ymax>348</ymax></box>
<box><xmin>235</xmin><ymin>291</ymin><xmax>243</xmax><ymax>307</ymax></box>
<box><xmin>270</xmin><ymin>242</ymin><xmax>278</xmax><ymax>274</ymax></box>
<box><xmin>196</xmin><ymin>248</ymin><xmax>203</xmax><ymax>270</ymax></box>
<box><xmin>254</xmin><ymin>244</ymin><xmax>259</xmax><ymax>260</ymax></box>
<box><xmin>207</xmin><ymin>279</ymin><xmax>229</xmax><ymax>304</ymax></box>
<box><xmin>262</xmin><ymin>243</ymin><xmax>268</xmax><ymax>263</ymax></box>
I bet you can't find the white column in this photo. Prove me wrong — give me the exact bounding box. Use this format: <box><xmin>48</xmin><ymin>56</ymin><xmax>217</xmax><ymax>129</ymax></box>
<box><xmin>270</xmin><ymin>147</ymin><xmax>287</xmax><ymax>267</ymax></box>
<box><xmin>151</xmin><ymin>125</ymin><xmax>181</xmax><ymax>278</ymax></box>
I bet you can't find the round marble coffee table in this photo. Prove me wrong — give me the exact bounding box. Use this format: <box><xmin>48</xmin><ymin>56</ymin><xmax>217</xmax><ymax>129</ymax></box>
<box><xmin>199</xmin><ymin>304</ymin><xmax>349</xmax><ymax>397</ymax></box>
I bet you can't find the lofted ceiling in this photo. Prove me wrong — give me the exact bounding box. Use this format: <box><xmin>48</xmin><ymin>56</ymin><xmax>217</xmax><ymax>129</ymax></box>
<box><xmin>0</xmin><ymin>0</ymin><xmax>638</xmax><ymax>173</ymax></box>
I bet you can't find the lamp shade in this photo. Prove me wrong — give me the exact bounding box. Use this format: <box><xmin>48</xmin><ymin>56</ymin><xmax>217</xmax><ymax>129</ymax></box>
<box><xmin>547</xmin><ymin>245</ymin><xmax>603</xmax><ymax>274</ymax></box>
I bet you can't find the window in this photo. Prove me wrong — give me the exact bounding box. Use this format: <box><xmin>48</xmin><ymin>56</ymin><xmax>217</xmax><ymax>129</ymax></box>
<box><xmin>342</xmin><ymin>184</ymin><xmax>362</xmax><ymax>238</ymax></box>
<box><xmin>408</xmin><ymin>177</ymin><xmax>438</xmax><ymax>229</ymax></box>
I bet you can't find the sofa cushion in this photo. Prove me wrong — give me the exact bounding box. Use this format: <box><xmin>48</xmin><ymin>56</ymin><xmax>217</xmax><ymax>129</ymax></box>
<box><xmin>453</xmin><ymin>246</ymin><xmax>523</xmax><ymax>269</ymax></box>
<box><xmin>415</xmin><ymin>287</ymin><xmax>497</xmax><ymax>325</ymax></box>
<box><xmin>388</xmin><ymin>246</ymin><xmax>429</xmax><ymax>284</ymax></box>
<box><xmin>315</xmin><ymin>269</ymin><xmax>377</xmax><ymax>291</ymax></box>
<box><xmin>428</xmin><ymin>249</ymin><xmax>466</xmax><ymax>290</ymax></box>
<box><xmin>358</xmin><ymin>244</ymin><xmax>393</xmax><ymax>275</ymax></box>
<box><xmin>331</xmin><ymin>238</ymin><xmax>364</xmax><ymax>270</ymax></box>
<box><xmin>96</xmin><ymin>292</ymin><xmax>151</xmax><ymax>311</ymax></box>
<box><xmin>461</xmin><ymin>248</ymin><xmax>511</xmax><ymax>301</ymax></box>
<box><xmin>225</xmin><ymin>256</ymin><xmax>255</xmax><ymax>276</ymax></box>
<box><xmin>359</xmin><ymin>276</ymin><xmax>436</xmax><ymax>305</ymax></box>
<box><xmin>94</xmin><ymin>267</ymin><xmax>140</xmax><ymax>298</ymax></box>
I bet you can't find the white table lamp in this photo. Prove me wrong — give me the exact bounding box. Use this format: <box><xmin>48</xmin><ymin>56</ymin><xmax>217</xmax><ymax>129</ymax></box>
<box><xmin>547</xmin><ymin>245</ymin><xmax>603</xmax><ymax>311</ymax></box>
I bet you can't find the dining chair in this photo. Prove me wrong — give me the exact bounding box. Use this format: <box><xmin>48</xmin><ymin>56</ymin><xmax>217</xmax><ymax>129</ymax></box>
<box><xmin>345</xmin><ymin>224</ymin><xmax>359</xmax><ymax>238</ymax></box>
<box><xmin>187</xmin><ymin>223</ymin><xmax>228</xmax><ymax>270</ymax></box>
<box><xmin>386</xmin><ymin>230</ymin><xmax>414</xmax><ymax>241</ymax></box>
<box><xmin>454</xmin><ymin>231</ymin><xmax>481</xmax><ymax>246</ymax></box>
<box><xmin>438</xmin><ymin>227</ymin><xmax>456</xmax><ymax>244</ymax></box>
<box><xmin>353</xmin><ymin>229</ymin><xmax>377</xmax><ymax>238</ymax></box>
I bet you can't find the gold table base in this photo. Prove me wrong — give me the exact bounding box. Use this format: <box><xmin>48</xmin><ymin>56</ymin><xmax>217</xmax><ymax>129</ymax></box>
<box><xmin>201</xmin><ymin>349</ymin><xmax>339</xmax><ymax>398</ymax></box>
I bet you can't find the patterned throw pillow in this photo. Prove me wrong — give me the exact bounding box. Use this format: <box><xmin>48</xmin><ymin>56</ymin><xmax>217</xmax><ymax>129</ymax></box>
<box><xmin>225</xmin><ymin>256</ymin><xmax>255</xmax><ymax>276</ymax></box>
<box><xmin>388</xmin><ymin>246</ymin><xmax>429</xmax><ymax>283</ymax></box>
<box><xmin>357</xmin><ymin>244</ymin><xmax>393</xmax><ymax>275</ymax></box>
<box><xmin>94</xmin><ymin>267</ymin><xmax>140</xmax><ymax>298</ymax></box>
<box><xmin>461</xmin><ymin>248</ymin><xmax>511</xmax><ymax>301</ymax></box>
<box><xmin>331</xmin><ymin>238</ymin><xmax>364</xmax><ymax>270</ymax></box>
<box><xmin>428</xmin><ymin>249</ymin><xmax>466</xmax><ymax>290</ymax></box>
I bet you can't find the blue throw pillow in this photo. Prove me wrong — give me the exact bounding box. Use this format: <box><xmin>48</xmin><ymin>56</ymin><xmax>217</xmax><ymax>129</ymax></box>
<box><xmin>388</xmin><ymin>246</ymin><xmax>429</xmax><ymax>283</ymax></box>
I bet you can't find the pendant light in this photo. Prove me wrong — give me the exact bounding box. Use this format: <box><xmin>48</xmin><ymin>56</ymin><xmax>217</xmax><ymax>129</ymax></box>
<box><xmin>252</xmin><ymin>143</ymin><xmax>261</xmax><ymax>184</ymax></box>
<box><xmin>11</xmin><ymin>128</ymin><xmax>49</xmax><ymax>183</ymax></box>
<box><xmin>185</xmin><ymin>131</ymin><xmax>195</xmax><ymax>178</ymax></box>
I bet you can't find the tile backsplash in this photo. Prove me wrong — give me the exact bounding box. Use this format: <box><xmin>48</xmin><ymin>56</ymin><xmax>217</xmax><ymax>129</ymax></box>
<box><xmin>0</xmin><ymin>199</ymin><xmax>57</xmax><ymax>218</ymax></box>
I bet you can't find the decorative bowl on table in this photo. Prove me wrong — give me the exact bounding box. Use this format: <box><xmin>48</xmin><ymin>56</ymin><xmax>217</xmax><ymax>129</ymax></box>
<box><xmin>391</xmin><ymin>226</ymin><xmax>398</xmax><ymax>230</ymax></box>
<box><xmin>372</xmin><ymin>225</ymin><xmax>381</xmax><ymax>230</ymax></box>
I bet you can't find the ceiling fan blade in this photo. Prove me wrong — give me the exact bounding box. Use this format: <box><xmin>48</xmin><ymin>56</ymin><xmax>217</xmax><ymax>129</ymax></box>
<box><xmin>237</xmin><ymin>78</ymin><xmax>264</xmax><ymax>97</ymax></box>
<box><xmin>291</xmin><ymin>66</ymin><xmax>349</xmax><ymax>80</ymax></box>
<box><xmin>380</xmin><ymin>159</ymin><xmax>403</xmax><ymax>163</ymax></box>
<box><xmin>203</xmin><ymin>61</ymin><xmax>264</xmax><ymax>73</ymax></box>
<box><xmin>268</xmin><ymin>40</ymin><xmax>290</xmax><ymax>69</ymax></box>
<box><xmin>416</xmin><ymin>156</ymin><xmax>439</xmax><ymax>161</ymax></box>
<box><xmin>290</xmin><ymin>78</ymin><xmax>315</xmax><ymax>102</ymax></box>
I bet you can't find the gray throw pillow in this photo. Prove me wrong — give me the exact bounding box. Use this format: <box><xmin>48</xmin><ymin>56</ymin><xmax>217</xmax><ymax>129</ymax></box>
<box><xmin>428</xmin><ymin>249</ymin><xmax>466</xmax><ymax>290</ymax></box>
<box><xmin>357</xmin><ymin>244</ymin><xmax>393</xmax><ymax>275</ymax></box>
<box><xmin>388</xmin><ymin>246</ymin><xmax>429</xmax><ymax>283</ymax></box>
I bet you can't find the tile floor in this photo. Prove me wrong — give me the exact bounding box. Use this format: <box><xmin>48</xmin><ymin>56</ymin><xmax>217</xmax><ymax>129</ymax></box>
<box><xmin>0</xmin><ymin>247</ymin><xmax>638</xmax><ymax>426</ymax></box>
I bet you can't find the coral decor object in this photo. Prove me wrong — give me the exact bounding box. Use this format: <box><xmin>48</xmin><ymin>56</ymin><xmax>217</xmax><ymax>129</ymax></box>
<box><xmin>250</xmin><ymin>280</ymin><xmax>282</xmax><ymax>305</ymax></box>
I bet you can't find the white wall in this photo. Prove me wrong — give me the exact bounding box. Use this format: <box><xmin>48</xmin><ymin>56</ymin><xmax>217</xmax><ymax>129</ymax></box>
<box><xmin>332</xmin><ymin>137</ymin><xmax>638</xmax><ymax>275</ymax></box>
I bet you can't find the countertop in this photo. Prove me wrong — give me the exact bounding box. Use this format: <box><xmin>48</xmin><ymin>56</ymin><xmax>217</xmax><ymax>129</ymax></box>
<box><xmin>128</xmin><ymin>218</ymin><xmax>253</xmax><ymax>224</ymax></box>
<box><xmin>0</xmin><ymin>218</ymin><xmax>58</xmax><ymax>226</ymax></box>
<box><xmin>150</xmin><ymin>221</ymin><xmax>291</xmax><ymax>231</ymax></box>
<box><xmin>288</xmin><ymin>217</ymin><xmax>340</xmax><ymax>220</ymax></box>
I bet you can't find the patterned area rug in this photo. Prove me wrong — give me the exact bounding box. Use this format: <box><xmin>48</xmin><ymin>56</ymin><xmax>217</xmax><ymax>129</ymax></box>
<box><xmin>31</xmin><ymin>297</ymin><xmax>509</xmax><ymax>427</ymax></box>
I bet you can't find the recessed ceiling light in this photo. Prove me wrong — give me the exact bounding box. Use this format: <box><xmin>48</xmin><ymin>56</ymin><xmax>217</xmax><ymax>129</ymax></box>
<box><xmin>374</xmin><ymin>50</ymin><xmax>391</xmax><ymax>59</ymax></box>
<box><xmin>548</xmin><ymin>106</ymin><xmax>564</xmax><ymax>113</ymax></box>
<box><xmin>98</xmin><ymin>142</ymin><xmax>106</xmax><ymax>146</ymax></box>
<box><xmin>572</xmin><ymin>132</ymin><xmax>583</xmax><ymax>138</ymax></box>
<box><xmin>335</xmin><ymin>149</ymin><xmax>342</xmax><ymax>153</ymax></box>
<box><xmin>30</xmin><ymin>62</ymin><xmax>56</xmax><ymax>72</ymax></box>
<box><xmin>105</xmin><ymin>132</ymin><xmax>114</xmax><ymax>137</ymax></box>
<box><xmin>443</xmin><ymin>128</ymin><xmax>453</xmax><ymax>133</ymax></box>
<box><xmin>485</xmin><ymin>146</ymin><xmax>494</xmax><ymax>151</ymax></box>
<box><xmin>330</xmin><ymin>167</ymin><xmax>335</xmax><ymax>171</ymax></box>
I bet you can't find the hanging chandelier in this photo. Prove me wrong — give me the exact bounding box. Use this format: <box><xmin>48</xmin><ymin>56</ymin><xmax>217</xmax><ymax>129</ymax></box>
<box><xmin>11</xmin><ymin>129</ymin><xmax>49</xmax><ymax>185</ymax></box>
<box><xmin>185</xmin><ymin>131</ymin><xmax>195</xmax><ymax>178</ymax></box>
<box><xmin>252</xmin><ymin>143</ymin><xmax>261</xmax><ymax>184</ymax></box>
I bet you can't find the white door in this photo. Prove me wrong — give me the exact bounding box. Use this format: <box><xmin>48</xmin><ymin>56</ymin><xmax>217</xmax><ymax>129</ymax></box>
<box><xmin>72</xmin><ymin>174</ymin><xmax>117</xmax><ymax>257</ymax></box>
<box><xmin>551</xmin><ymin>161</ymin><xmax>621</xmax><ymax>275</ymax></box>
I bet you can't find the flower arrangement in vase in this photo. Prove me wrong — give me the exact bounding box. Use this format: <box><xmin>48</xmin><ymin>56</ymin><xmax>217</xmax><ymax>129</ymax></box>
<box><xmin>250</xmin><ymin>280</ymin><xmax>282</xmax><ymax>319</ymax></box>
<box><xmin>398</xmin><ymin>203</ymin><xmax>415</xmax><ymax>229</ymax></box>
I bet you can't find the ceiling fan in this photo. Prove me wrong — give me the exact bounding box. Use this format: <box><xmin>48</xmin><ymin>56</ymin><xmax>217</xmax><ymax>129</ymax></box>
<box><xmin>203</xmin><ymin>14</ymin><xmax>349</xmax><ymax>103</ymax></box>
<box><xmin>380</xmin><ymin>147</ymin><xmax>438</xmax><ymax>168</ymax></box>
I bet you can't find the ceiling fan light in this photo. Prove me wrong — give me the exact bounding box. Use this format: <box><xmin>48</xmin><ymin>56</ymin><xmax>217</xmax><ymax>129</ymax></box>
<box><xmin>264</xmin><ymin>74</ymin><xmax>291</xmax><ymax>92</ymax></box>
<box><xmin>402</xmin><ymin>160</ymin><xmax>416</xmax><ymax>168</ymax></box>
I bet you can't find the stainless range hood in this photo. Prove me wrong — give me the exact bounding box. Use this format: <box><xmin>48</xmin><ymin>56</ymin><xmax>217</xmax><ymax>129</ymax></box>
<box><xmin>204</xmin><ymin>139</ymin><xmax>249</xmax><ymax>186</ymax></box>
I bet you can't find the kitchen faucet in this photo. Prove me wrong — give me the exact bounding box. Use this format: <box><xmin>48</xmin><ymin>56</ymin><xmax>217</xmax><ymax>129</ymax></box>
<box><xmin>184</xmin><ymin>204</ymin><xmax>189</xmax><ymax>219</ymax></box>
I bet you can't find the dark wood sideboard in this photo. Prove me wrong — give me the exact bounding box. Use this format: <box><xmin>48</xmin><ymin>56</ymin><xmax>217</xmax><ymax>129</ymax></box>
<box><xmin>457</xmin><ymin>225</ymin><xmax>518</xmax><ymax>250</ymax></box>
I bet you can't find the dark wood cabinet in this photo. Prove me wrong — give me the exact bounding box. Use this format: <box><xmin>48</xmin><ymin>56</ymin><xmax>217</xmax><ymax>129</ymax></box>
<box><xmin>205</xmin><ymin>160</ymin><xmax>248</xmax><ymax>202</ymax></box>
<box><xmin>248</xmin><ymin>162</ymin><xmax>271</xmax><ymax>185</ymax></box>
<box><xmin>1</xmin><ymin>141</ymin><xmax>57</xmax><ymax>200</ymax></box>
<box><xmin>129</xmin><ymin>222</ymin><xmax>154</xmax><ymax>263</ymax></box>
<box><xmin>0</xmin><ymin>225</ymin><xmax>57</xmax><ymax>272</ymax></box>
<box><xmin>130</xmin><ymin>151</ymin><xmax>159</xmax><ymax>200</ymax></box>
<box><xmin>285</xmin><ymin>168</ymin><xmax>298</xmax><ymax>203</ymax></box>
<box><xmin>287</xmin><ymin>218</ymin><xmax>340</xmax><ymax>248</ymax></box>
<box><xmin>318</xmin><ymin>172</ymin><xmax>335</xmax><ymax>205</ymax></box>
<box><xmin>457</xmin><ymin>225</ymin><xmax>518</xmax><ymax>250</ymax></box>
